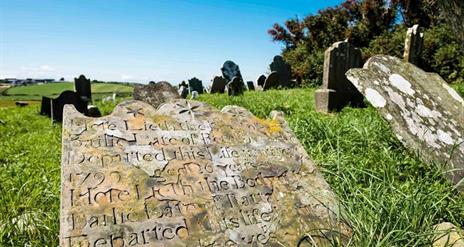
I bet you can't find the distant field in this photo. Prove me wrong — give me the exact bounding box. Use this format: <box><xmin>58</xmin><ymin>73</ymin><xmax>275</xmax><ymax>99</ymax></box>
<box><xmin>2</xmin><ymin>82</ymin><xmax>133</xmax><ymax>101</ymax></box>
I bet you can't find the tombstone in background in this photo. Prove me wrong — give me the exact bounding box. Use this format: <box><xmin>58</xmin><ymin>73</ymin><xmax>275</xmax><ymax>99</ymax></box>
<box><xmin>60</xmin><ymin>99</ymin><xmax>352</xmax><ymax>246</ymax></box>
<box><xmin>257</xmin><ymin>74</ymin><xmax>266</xmax><ymax>88</ymax></box>
<box><xmin>269</xmin><ymin>55</ymin><xmax>293</xmax><ymax>88</ymax></box>
<box><xmin>188</xmin><ymin>77</ymin><xmax>204</xmax><ymax>94</ymax></box>
<box><xmin>51</xmin><ymin>90</ymin><xmax>88</xmax><ymax>122</ymax></box>
<box><xmin>178</xmin><ymin>85</ymin><xmax>188</xmax><ymax>99</ymax></box>
<box><xmin>403</xmin><ymin>25</ymin><xmax>424</xmax><ymax>66</ymax></box>
<box><xmin>87</xmin><ymin>105</ymin><xmax>101</xmax><ymax>117</ymax></box>
<box><xmin>347</xmin><ymin>55</ymin><xmax>464</xmax><ymax>191</ymax></box>
<box><xmin>263</xmin><ymin>71</ymin><xmax>279</xmax><ymax>91</ymax></box>
<box><xmin>40</xmin><ymin>97</ymin><xmax>52</xmax><ymax>116</ymax></box>
<box><xmin>210</xmin><ymin>76</ymin><xmax>227</xmax><ymax>94</ymax></box>
<box><xmin>221</xmin><ymin>60</ymin><xmax>242</xmax><ymax>82</ymax></box>
<box><xmin>133</xmin><ymin>81</ymin><xmax>181</xmax><ymax>108</ymax></box>
<box><xmin>226</xmin><ymin>76</ymin><xmax>245</xmax><ymax>96</ymax></box>
<box><xmin>15</xmin><ymin>101</ymin><xmax>29</xmax><ymax>107</ymax></box>
<box><xmin>191</xmin><ymin>90</ymin><xmax>199</xmax><ymax>99</ymax></box>
<box><xmin>247</xmin><ymin>81</ymin><xmax>255</xmax><ymax>91</ymax></box>
<box><xmin>74</xmin><ymin>75</ymin><xmax>92</xmax><ymax>103</ymax></box>
<box><xmin>315</xmin><ymin>41</ymin><xmax>364</xmax><ymax>112</ymax></box>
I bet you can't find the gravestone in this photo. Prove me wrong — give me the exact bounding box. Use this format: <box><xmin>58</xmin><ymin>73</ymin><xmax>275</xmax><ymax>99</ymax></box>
<box><xmin>60</xmin><ymin>99</ymin><xmax>351</xmax><ymax>246</ymax></box>
<box><xmin>257</xmin><ymin>75</ymin><xmax>266</xmax><ymax>88</ymax></box>
<box><xmin>315</xmin><ymin>41</ymin><xmax>364</xmax><ymax>112</ymax></box>
<box><xmin>247</xmin><ymin>81</ymin><xmax>255</xmax><ymax>91</ymax></box>
<box><xmin>188</xmin><ymin>78</ymin><xmax>204</xmax><ymax>94</ymax></box>
<box><xmin>221</xmin><ymin>60</ymin><xmax>242</xmax><ymax>82</ymax></box>
<box><xmin>346</xmin><ymin>55</ymin><xmax>464</xmax><ymax>190</ymax></box>
<box><xmin>403</xmin><ymin>25</ymin><xmax>423</xmax><ymax>66</ymax></box>
<box><xmin>74</xmin><ymin>75</ymin><xmax>92</xmax><ymax>103</ymax></box>
<box><xmin>263</xmin><ymin>71</ymin><xmax>279</xmax><ymax>91</ymax></box>
<box><xmin>133</xmin><ymin>81</ymin><xmax>181</xmax><ymax>108</ymax></box>
<box><xmin>178</xmin><ymin>81</ymin><xmax>189</xmax><ymax>99</ymax></box>
<box><xmin>52</xmin><ymin>90</ymin><xmax>88</xmax><ymax>122</ymax></box>
<box><xmin>226</xmin><ymin>76</ymin><xmax>245</xmax><ymax>96</ymax></box>
<box><xmin>210</xmin><ymin>76</ymin><xmax>227</xmax><ymax>94</ymax></box>
<box><xmin>269</xmin><ymin>55</ymin><xmax>292</xmax><ymax>88</ymax></box>
<box><xmin>87</xmin><ymin>105</ymin><xmax>102</xmax><ymax>117</ymax></box>
<box><xmin>191</xmin><ymin>91</ymin><xmax>199</xmax><ymax>99</ymax></box>
<box><xmin>40</xmin><ymin>97</ymin><xmax>52</xmax><ymax>116</ymax></box>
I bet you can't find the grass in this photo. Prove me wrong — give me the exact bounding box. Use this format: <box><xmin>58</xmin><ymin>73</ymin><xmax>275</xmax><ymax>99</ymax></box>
<box><xmin>0</xmin><ymin>88</ymin><xmax>463</xmax><ymax>246</ymax></box>
<box><xmin>2</xmin><ymin>82</ymin><xmax>133</xmax><ymax>101</ymax></box>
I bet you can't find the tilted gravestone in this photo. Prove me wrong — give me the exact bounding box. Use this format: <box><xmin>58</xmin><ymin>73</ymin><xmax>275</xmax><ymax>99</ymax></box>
<box><xmin>133</xmin><ymin>81</ymin><xmax>181</xmax><ymax>108</ymax></box>
<box><xmin>226</xmin><ymin>76</ymin><xmax>245</xmax><ymax>96</ymax></box>
<box><xmin>403</xmin><ymin>25</ymin><xmax>423</xmax><ymax>66</ymax></box>
<box><xmin>51</xmin><ymin>90</ymin><xmax>88</xmax><ymax>122</ymax></box>
<box><xmin>60</xmin><ymin>100</ymin><xmax>351</xmax><ymax>246</ymax></box>
<box><xmin>257</xmin><ymin>74</ymin><xmax>266</xmax><ymax>88</ymax></box>
<box><xmin>188</xmin><ymin>78</ymin><xmax>204</xmax><ymax>94</ymax></box>
<box><xmin>178</xmin><ymin>81</ymin><xmax>189</xmax><ymax>99</ymax></box>
<box><xmin>40</xmin><ymin>96</ymin><xmax>52</xmax><ymax>116</ymax></box>
<box><xmin>269</xmin><ymin>55</ymin><xmax>293</xmax><ymax>88</ymax></box>
<box><xmin>247</xmin><ymin>81</ymin><xmax>255</xmax><ymax>91</ymax></box>
<box><xmin>74</xmin><ymin>75</ymin><xmax>92</xmax><ymax>103</ymax></box>
<box><xmin>263</xmin><ymin>71</ymin><xmax>279</xmax><ymax>91</ymax></box>
<box><xmin>315</xmin><ymin>41</ymin><xmax>364</xmax><ymax>112</ymax></box>
<box><xmin>210</xmin><ymin>76</ymin><xmax>227</xmax><ymax>94</ymax></box>
<box><xmin>221</xmin><ymin>60</ymin><xmax>242</xmax><ymax>82</ymax></box>
<box><xmin>347</xmin><ymin>55</ymin><xmax>464</xmax><ymax>190</ymax></box>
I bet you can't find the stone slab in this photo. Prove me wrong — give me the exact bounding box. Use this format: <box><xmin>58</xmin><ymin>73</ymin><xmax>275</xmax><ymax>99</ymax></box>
<box><xmin>347</xmin><ymin>55</ymin><xmax>464</xmax><ymax>190</ymax></box>
<box><xmin>133</xmin><ymin>81</ymin><xmax>181</xmax><ymax>108</ymax></box>
<box><xmin>60</xmin><ymin>100</ymin><xmax>351</xmax><ymax>246</ymax></box>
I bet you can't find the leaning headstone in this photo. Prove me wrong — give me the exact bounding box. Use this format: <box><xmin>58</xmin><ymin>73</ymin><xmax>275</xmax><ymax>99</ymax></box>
<box><xmin>315</xmin><ymin>41</ymin><xmax>364</xmax><ymax>112</ymax></box>
<box><xmin>257</xmin><ymin>74</ymin><xmax>266</xmax><ymax>88</ymax></box>
<box><xmin>221</xmin><ymin>60</ymin><xmax>242</xmax><ymax>82</ymax></box>
<box><xmin>226</xmin><ymin>76</ymin><xmax>245</xmax><ymax>96</ymax></box>
<box><xmin>40</xmin><ymin>97</ymin><xmax>52</xmax><ymax>116</ymax></box>
<box><xmin>74</xmin><ymin>75</ymin><xmax>92</xmax><ymax>102</ymax></box>
<box><xmin>87</xmin><ymin>105</ymin><xmax>102</xmax><ymax>117</ymax></box>
<box><xmin>133</xmin><ymin>81</ymin><xmax>181</xmax><ymax>108</ymax></box>
<box><xmin>247</xmin><ymin>81</ymin><xmax>255</xmax><ymax>91</ymax></box>
<box><xmin>347</xmin><ymin>55</ymin><xmax>464</xmax><ymax>190</ymax></box>
<box><xmin>263</xmin><ymin>71</ymin><xmax>279</xmax><ymax>91</ymax></box>
<box><xmin>403</xmin><ymin>24</ymin><xmax>424</xmax><ymax>66</ymax></box>
<box><xmin>60</xmin><ymin>99</ymin><xmax>351</xmax><ymax>246</ymax></box>
<box><xmin>210</xmin><ymin>76</ymin><xmax>227</xmax><ymax>94</ymax></box>
<box><xmin>178</xmin><ymin>85</ymin><xmax>188</xmax><ymax>99</ymax></box>
<box><xmin>269</xmin><ymin>55</ymin><xmax>293</xmax><ymax>88</ymax></box>
<box><xmin>188</xmin><ymin>77</ymin><xmax>204</xmax><ymax>94</ymax></box>
<box><xmin>52</xmin><ymin>90</ymin><xmax>88</xmax><ymax>122</ymax></box>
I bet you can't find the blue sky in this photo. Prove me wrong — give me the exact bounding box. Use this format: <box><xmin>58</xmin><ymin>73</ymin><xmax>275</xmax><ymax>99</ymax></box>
<box><xmin>0</xmin><ymin>0</ymin><xmax>343</xmax><ymax>84</ymax></box>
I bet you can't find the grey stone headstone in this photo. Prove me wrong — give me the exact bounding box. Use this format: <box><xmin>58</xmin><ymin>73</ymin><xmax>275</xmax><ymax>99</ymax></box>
<box><xmin>191</xmin><ymin>91</ymin><xmax>199</xmax><ymax>99</ymax></box>
<box><xmin>263</xmin><ymin>71</ymin><xmax>279</xmax><ymax>91</ymax></box>
<box><xmin>315</xmin><ymin>41</ymin><xmax>364</xmax><ymax>112</ymax></box>
<box><xmin>188</xmin><ymin>77</ymin><xmax>204</xmax><ymax>94</ymax></box>
<box><xmin>257</xmin><ymin>74</ymin><xmax>266</xmax><ymax>87</ymax></box>
<box><xmin>403</xmin><ymin>24</ymin><xmax>424</xmax><ymax>66</ymax></box>
<box><xmin>247</xmin><ymin>81</ymin><xmax>255</xmax><ymax>91</ymax></box>
<box><xmin>60</xmin><ymin>99</ymin><xmax>352</xmax><ymax>246</ymax></box>
<box><xmin>226</xmin><ymin>76</ymin><xmax>245</xmax><ymax>96</ymax></box>
<box><xmin>221</xmin><ymin>60</ymin><xmax>242</xmax><ymax>82</ymax></box>
<box><xmin>210</xmin><ymin>76</ymin><xmax>227</xmax><ymax>94</ymax></box>
<box><xmin>133</xmin><ymin>81</ymin><xmax>181</xmax><ymax>108</ymax></box>
<box><xmin>178</xmin><ymin>85</ymin><xmax>188</xmax><ymax>99</ymax></box>
<box><xmin>74</xmin><ymin>75</ymin><xmax>92</xmax><ymax>103</ymax></box>
<box><xmin>269</xmin><ymin>55</ymin><xmax>293</xmax><ymax>88</ymax></box>
<box><xmin>347</xmin><ymin>55</ymin><xmax>464</xmax><ymax>190</ymax></box>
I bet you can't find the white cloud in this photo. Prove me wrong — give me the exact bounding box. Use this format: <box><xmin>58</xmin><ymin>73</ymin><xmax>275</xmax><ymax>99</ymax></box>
<box><xmin>39</xmin><ymin>65</ymin><xmax>55</xmax><ymax>71</ymax></box>
<box><xmin>121</xmin><ymin>75</ymin><xmax>134</xmax><ymax>80</ymax></box>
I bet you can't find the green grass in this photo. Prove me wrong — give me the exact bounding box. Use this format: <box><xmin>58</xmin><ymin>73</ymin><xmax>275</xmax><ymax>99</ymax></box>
<box><xmin>2</xmin><ymin>82</ymin><xmax>133</xmax><ymax>101</ymax></box>
<box><xmin>0</xmin><ymin>88</ymin><xmax>463</xmax><ymax>246</ymax></box>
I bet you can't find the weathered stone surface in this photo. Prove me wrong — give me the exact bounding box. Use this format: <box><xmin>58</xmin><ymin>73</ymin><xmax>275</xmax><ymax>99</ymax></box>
<box><xmin>263</xmin><ymin>71</ymin><xmax>279</xmax><ymax>91</ymax></box>
<box><xmin>210</xmin><ymin>76</ymin><xmax>227</xmax><ymax>94</ymax></box>
<box><xmin>269</xmin><ymin>55</ymin><xmax>292</xmax><ymax>88</ymax></box>
<box><xmin>60</xmin><ymin>100</ymin><xmax>351</xmax><ymax>246</ymax></box>
<box><xmin>221</xmin><ymin>61</ymin><xmax>242</xmax><ymax>82</ymax></box>
<box><xmin>403</xmin><ymin>25</ymin><xmax>424</xmax><ymax>66</ymax></box>
<box><xmin>246</xmin><ymin>81</ymin><xmax>255</xmax><ymax>91</ymax></box>
<box><xmin>133</xmin><ymin>81</ymin><xmax>181</xmax><ymax>108</ymax></box>
<box><xmin>226</xmin><ymin>76</ymin><xmax>245</xmax><ymax>96</ymax></box>
<box><xmin>188</xmin><ymin>78</ymin><xmax>204</xmax><ymax>94</ymax></box>
<box><xmin>257</xmin><ymin>75</ymin><xmax>266</xmax><ymax>88</ymax></box>
<box><xmin>347</xmin><ymin>55</ymin><xmax>464</xmax><ymax>190</ymax></box>
<box><xmin>74</xmin><ymin>75</ymin><xmax>92</xmax><ymax>102</ymax></box>
<box><xmin>433</xmin><ymin>222</ymin><xmax>464</xmax><ymax>247</ymax></box>
<box><xmin>315</xmin><ymin>41</ymin><xmax>364</xmax><ymax>112</ymax></box>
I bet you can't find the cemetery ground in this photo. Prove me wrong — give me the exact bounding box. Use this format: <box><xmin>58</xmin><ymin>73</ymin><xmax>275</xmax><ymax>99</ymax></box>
<box><xmin>0</xmin><ymin>88</ymin><xmax>463</xmax><ymax>246</ymax></box>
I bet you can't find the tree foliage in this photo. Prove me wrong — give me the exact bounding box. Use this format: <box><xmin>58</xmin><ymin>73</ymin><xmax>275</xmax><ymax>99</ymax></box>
<box><xmin>269</xmin><ymin>0</ymin><xmax>464</xmax><ymax>85</ymax></box>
